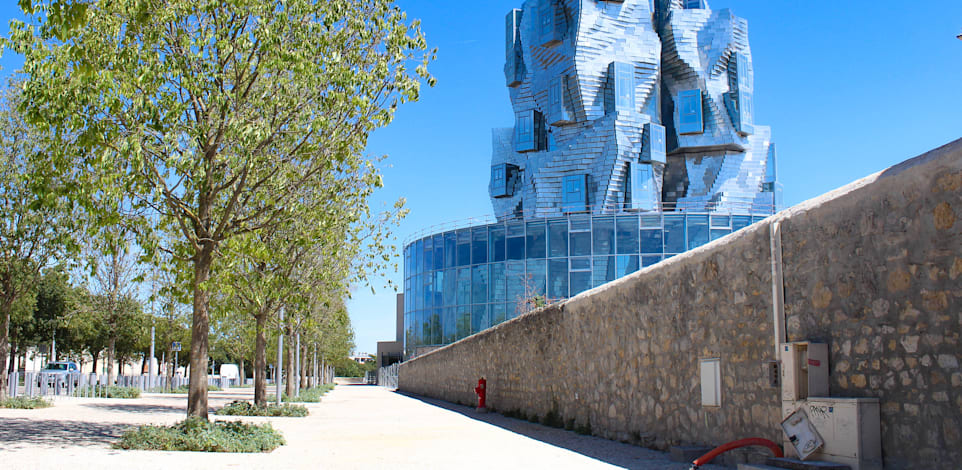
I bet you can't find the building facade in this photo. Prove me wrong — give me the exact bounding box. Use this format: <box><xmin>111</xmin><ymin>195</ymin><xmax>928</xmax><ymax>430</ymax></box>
<box><xmin>403</xmin><ymin>0</ymin><xmax>780</xmax><ymax>357</ymax></box>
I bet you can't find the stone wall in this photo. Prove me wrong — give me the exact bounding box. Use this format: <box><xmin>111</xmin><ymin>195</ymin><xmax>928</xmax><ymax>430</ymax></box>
<box><xmin>399</xmin><ymin>139</ymin><xmax>962</xmax><ymax>468</ymax></box>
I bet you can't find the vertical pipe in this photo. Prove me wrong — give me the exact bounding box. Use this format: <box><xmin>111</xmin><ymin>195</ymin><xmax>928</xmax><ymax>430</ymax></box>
<box><xmin>276</xmin><ymin>309</ymin><xmax>284</xmax><ymax>405</ymax></box>
<box><xmin>770</xmin><ymin>220</ymin><xmax>786</xmax><ymax>357</ymax></box>
<box><xmin>149</xmin><ymin>326</ymin><xmax>155</xmax><ymax>389</ymax></box>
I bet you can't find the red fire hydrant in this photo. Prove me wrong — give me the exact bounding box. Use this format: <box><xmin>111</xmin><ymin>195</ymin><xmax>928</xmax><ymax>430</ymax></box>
<box><xmin>475</xmin><ymin>377</ymin><xmax>487</xmax><ymax>412</ymax></box>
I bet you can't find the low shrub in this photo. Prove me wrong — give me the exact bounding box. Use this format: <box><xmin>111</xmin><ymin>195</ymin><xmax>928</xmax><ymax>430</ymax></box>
<box><xmin>0</xmin><ymin>396</ymin><xmax>52</xmax><ymax>409</ymax></box>
<box><xmin>215</xmin><ymin>401</ymin><xmax>308</xmax><ymax>417</ymax></box>
<box><xmin>115</xmin><ymin>417</ymin><xmax>285</xmax><ymax>452</ymax></box>
<box><xmin>170</xmin><ymin>384</ymin><xmax>222</xmax><ymax>393</ymax></box>
<box><xmin>270</xmin><ymin>383</ymin><xmax>335</xmax><ymax>403</ymax></box>
<box><xmin>74</xmin><ymin>386</ymin><xmax>142</xmax><ymax>399</ymax></box>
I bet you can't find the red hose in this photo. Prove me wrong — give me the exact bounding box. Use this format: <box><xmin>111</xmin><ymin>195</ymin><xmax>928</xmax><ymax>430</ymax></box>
<box><xmin>690</xmin><ymin>437</ymin><xmax>783</xmax><ymax>468</ymax></box>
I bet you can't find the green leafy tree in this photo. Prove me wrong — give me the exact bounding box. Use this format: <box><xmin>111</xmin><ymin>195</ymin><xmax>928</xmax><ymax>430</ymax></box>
<box><xmin>0</xmin><ymin>83</ymin><xmax>79</xmax><ymax>397</ymax></box>
<box><xmin>11</xmin><ymin>0</ymin><xmax>433</xmax><ymax>418</ymax></box>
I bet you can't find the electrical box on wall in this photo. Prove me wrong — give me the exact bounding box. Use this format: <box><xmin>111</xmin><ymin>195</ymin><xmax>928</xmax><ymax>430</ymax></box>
<box><xmin>780</xmin><ymin>342</ymin><xmax>828</xmax><ymax>401</ymax></box>
<box><xmin>804</xmin><ymin>398</ymin><xmax>882</xmax><ymax>470</ymax></box>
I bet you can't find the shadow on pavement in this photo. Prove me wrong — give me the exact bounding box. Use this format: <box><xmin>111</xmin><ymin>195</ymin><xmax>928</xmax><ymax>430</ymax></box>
<box><xmin>0</xmin><ymin>417</ymin><xmax>127</xmax><ymax>449</ymax></box>
<box><xmin>395</xmin><ymin>391</ymin><xmax>723</xmax><ymax>470</ymax></box>
<box><xmin>82</xmin><ymin>402</ymin><xmax>196</xmax><ymax>414</ymax></box>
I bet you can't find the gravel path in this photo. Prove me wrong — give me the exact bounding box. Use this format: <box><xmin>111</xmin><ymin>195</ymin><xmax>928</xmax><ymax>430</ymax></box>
<box><xmin>0</xmin><ymin>384</ymin><xmax>727</xmax><ymax>470</ymax></box>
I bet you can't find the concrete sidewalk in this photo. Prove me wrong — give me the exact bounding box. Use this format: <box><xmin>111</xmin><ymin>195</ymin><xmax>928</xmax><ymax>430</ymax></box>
<box><xmin>0</xmin><ymin>384</ymin><xmax>725</xmax><ymax>470</ymax></box>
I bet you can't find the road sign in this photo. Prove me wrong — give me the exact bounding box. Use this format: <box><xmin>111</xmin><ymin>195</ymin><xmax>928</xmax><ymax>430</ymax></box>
<box><xmin>171</xmin><ymin>342</ymin><xmax>182</xmax><ymax>352</ymax></box>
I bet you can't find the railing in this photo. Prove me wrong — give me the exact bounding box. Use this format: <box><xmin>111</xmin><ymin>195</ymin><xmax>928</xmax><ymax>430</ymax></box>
<box><xmin>5</xmin><ymin>371</ymin><xmax>243</xmax><ymax>398</ymax></box>
<box><xmin>375</xmin><ymin>363</ymin><xmax>399</xmax><ymax>390</ymax></box>
<box><xmin>401</xmin><ymin>200</ymin><xmax>776</xmax><ymax>246</ymax></box>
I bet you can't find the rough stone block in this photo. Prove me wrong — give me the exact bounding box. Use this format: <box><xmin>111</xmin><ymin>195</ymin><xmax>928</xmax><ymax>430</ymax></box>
<box><xmin>670</xmin><ymin>445</ymin><xmax>713</xmax><ymax>463</ymax></box>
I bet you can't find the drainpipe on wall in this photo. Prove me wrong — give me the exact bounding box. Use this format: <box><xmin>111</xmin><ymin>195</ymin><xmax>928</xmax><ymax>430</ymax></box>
<box><xmin>769</xmin><ymin>220</ymin><xmax>787</xmax><ymax>357</ymax></box>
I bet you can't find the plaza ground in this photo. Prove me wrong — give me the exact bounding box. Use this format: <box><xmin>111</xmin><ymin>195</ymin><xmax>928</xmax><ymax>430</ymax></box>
<box><xmin>0</xmin><ymin>382</ymin><xmax>726</xmax><ymax>470</ymax></box>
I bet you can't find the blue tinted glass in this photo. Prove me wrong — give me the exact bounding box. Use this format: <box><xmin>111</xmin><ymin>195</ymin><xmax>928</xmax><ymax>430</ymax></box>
<box><xmin>527</xmin><ymin>259</ymin><xmax>547</xmax><ymax>297</ymax></box>
<box><xmin>444</xmin><ymin>232</ymin><xmax>457</xmax><ymax>268</ymax></box>
<box><xmin>472</xmin><ymin>265</ymin><xmax>488</xmax><ymax>304</ymax></box>
<box><xmin>489</xmin><ymin>225</ymin><xmax>506</xmax><ymax>262</ymax></box>
<box><xmin>570</xmin><ymin>271</ymin><xmax>591</xmax><ymax>296</ymax></box>
<box><xmin>423</xmin><ymin>275</ymin><xmax>432</xmax><ymax>308</ymax></box>
<box><xmin>642</xmin><ymin>255</ymin><xmax>662</xmax><ymax>267</ymax></box>
<box><xmin>687</xmin><ymin>215</ymin><xmax>709</xmax><ymax>249</ymax></box>
<box><xmin>443</xmin><ymin>268</ymin><xmax>456</xmax><ymax>306</ymax></box>
<box><xmin>423</xmin><ymin>237</ymin><xmax>433</xmax><ymax>274</ymax></box>
<box><xmin>664</xmin><ymin>215</ymin><xmax>686</xmax><ymax>253</ymax></box>
<box><xmin>616</xmin><ymin>216</ymin><xmax>639</xmax><ymax>254</ymax></box>
<box><xmin>403</xmin><ymin>246</ymin><xmax>409</xmax><ymax>279</ymax></box>
<box><xmin>472</xmin><ymin>227</ymin><xmax>488</xmax><ymax>264</ymax></box>
<box><xmin>456</xmin><ymin>230</ymin><xmax>471</xmax><ymax>266</ymax></box>
<box><xmin>505</xmin><ymin>260</ymin><xmax>525</xmax><ymax>307</ymax></box>
<box><xmin>413</xmin><ymin>274</ymin><xmax>423</xmax><ymax>310</ymax></box>
<box><xmin>526</xmin><ymin>221</ymin><xmax>546</xmax><ymax>259</ymax></box>
<box><xmin>678</xmin><ymin>89</ymin><xmax>704</xmax><ymax>134</ymax></box>
<box><xmin>616</xmin><ymin>255</ymin><xmax>639</xmax><ymax>277</ymax></box>
<box><xmin>732</xmin><ymin>215</ymin><xmax>752</xmax><ymax>231</ymax></box>
<box><xmin>456</xmin><ymin>268</ymin><xmax>471</xmax><ymax>305</ymax></box>
<box><xmin>570</xmin><ymin>257</ymin><xmax>591</xmax><ymax>270</ymax></box>
<box><xmin>753</xmin><ymin>216</ymin><xmax>766</xmax><ymax>224</ymax></box>
<box><xmin>413</xmin><ymin>311</ymin><xmax>422</xmax><ymax>346</ymax></box>
<box><xmin>404</xmin><ymin>282</ymin><xmax>412</xmax><ymax>312</ymax></box>
<box><xmin>507</xmin><ymin>236</ymin><xmax>525</xmax><ymax>260</ymax></box>
<box><xmin>415</xmin><ymin>239</ymin><xmax>423</xmax><ymax>274</ymax></box>
<box><xmin>472</xmin><ymin>304</ymin><xmax>489</xmax><ymax>334</ymax></box>
<box><xmin>456</xmin><ymin>307</ymin><xmax>471</xmax><ymax>340</ymax></box>
<box><xmin>592</xmin><ymin>256</ymin><xmax>615</xmax><ymax>288</ymax></box>
<box><xmin>491</xmin><ymin>303</ymin><xmax>507</xmax><ymax>326</ymax></box>
<box><xmin>432</xmin><ymin>234</ymin><xmax>444</xmax><ymax>270</ymax></box>
<box><xmin>434</xmin><ymin>271</ymin><xmax>444</xmax><ymax>307</ymax></box>
<box><xmin>489</xmin><ymin>262</ymin><xmax>505</xmax><ymax>301</ymax></box>
<box><xmin>548</xmin><ymin>259</ymin><xmax>568</xmax><ymax>299</ymax></box>
<box><xmin>442</xmin><ymin>307</ymin><xmax>456</xmax><ymax>343</ymax></box>
<box><xmin>710</xmin><ymin>228</ymin><xmax>731</xmax><ymax>241</ymax></box>
<box><xmin>641</xmin><ymin>229</ymin><xmax>663</xmax><ymax>254</ymax></box>
<box><xmin>570</xmin><ymin>231</ymin><xmax>591</xmax><ymax>256</ymax></box>
<box><xmin>592</xmin><ymin>217</ymin><xmax>614</xmax><ymax>255</ymax></box>
<box><xmin>428</xmin><ymin>309</ymin><xmax>442</xmax><ymax>345</ymax></box>
<box><xmin>640</xmin><ymin>214</ymin><xmax>662</xmax><ymax>228</ymax></box>
<box><xmin>548</xmin><ymin>219</ymin><xmax>568</xmax><ymax>257</ymax></box>
<box><xmin>711</xmin><ymin>215</ymin><xmax>730</xmax><ymax>228</ymax></box>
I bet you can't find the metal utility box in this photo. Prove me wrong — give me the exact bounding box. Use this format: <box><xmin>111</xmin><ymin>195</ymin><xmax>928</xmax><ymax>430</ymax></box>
<box><xmin>780</xmin><ymin>342</ymin><xmax>829</xmax><ymax>401</ymax></box>
<box><xmin>805</xmin><ymin>398</ymin><xmax>882</xmax><ymax>470</ymax></box>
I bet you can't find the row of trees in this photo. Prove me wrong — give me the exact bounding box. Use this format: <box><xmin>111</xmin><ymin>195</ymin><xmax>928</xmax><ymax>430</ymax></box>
<box><xmin>0</xmin><ymin>0</ymin><xmax>433</xmax><ymax>419</ymax></box>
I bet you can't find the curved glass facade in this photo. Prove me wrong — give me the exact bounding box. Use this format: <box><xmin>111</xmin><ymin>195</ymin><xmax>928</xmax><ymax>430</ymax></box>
<box><xmin>402</xmin><ymin>212</ymin><xmax>768</xmax><ymax>356</ymax></box>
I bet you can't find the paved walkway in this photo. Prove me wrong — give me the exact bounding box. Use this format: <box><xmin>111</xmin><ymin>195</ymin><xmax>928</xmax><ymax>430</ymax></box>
<box><xmin>0</xmin><ymin>384</ymin><xmax>725</xmax><ymax>470</ymax></box>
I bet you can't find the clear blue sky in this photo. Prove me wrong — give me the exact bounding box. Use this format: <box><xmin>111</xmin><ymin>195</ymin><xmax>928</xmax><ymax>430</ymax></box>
<box><xmin>1</xmin><ymin>2</ymin><xmax>959</xmax><ymax>356</ymax></box>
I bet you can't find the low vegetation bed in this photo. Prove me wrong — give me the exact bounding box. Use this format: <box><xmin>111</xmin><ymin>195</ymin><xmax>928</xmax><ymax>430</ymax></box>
<box><xmin>74</xmin><ymin>385</ymin><xmax>142</xmax><ymax>399</ymax></box>
<box><xmin>115</xmin><ymin>417</ymin><xmax>285</xmax><ymax>452</ymax></box>
<box><xmin>0</xmin><ymin>396</ymin><xmax>52</xmax><ymax>409</ymax></box>
<box><xmin>216</xmin><ymin>401</ymin><xmax>308</xmax><ymax>417</ymax></box>
<box><xmin>273</xmin><ymin>383</ymin><xmax>335</xmax><ymax>403</ymax></box>
<box><xmin>155</xmin><ymin>384</ymin><xmax>222</xmax><ymax>393</ymax></box>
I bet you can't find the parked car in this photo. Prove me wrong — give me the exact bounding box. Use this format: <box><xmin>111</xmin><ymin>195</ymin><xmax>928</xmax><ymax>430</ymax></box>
<box><xmin>38</xmin><ymin>361</ymin><xmax>80</xmax><ymax>387</ymax></box>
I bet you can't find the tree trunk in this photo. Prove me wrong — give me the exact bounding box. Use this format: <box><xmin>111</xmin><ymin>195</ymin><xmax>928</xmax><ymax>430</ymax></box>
<box><xmin>7</xmin><ymin>339</ymin><xmax>16</xmax><ymax>375</ymax></box>
<box><xmin>166</xmin><ymin>346</ymin><xmax>174</xmax><ymax>392</ymax></box>
<box><xmin>238</xmin><ymin>357</ymin><xmax>246</xmax><ymax>387</ymax></box>
<box><xmin>300</xmin><ymin>342</ymin><xmax>308</xmax><ymax>390</ymax></box>
<box><xmin>91</xmin><ymin>350</ymin><xmax>99</xmax><ymax>373</ymax></box>
<box><xmin>285</xmin><ymin>326</ymin><xmax>296</xmax><ymax>398</ymax></box>
<box><xmin>107</xmin><ymin>337</ymin><xmax>116</xmax><ymax>385</ymax></box>
<box><xmin>187</xmin><ymin>243</ymin><xmax>215</xmax><ymax>419</ymax></box>
<box><xmin>0</xmin><ymin>295</ymin><xmax>14</xmax><ymax>398</ymax></box>
<box><xmin>253</xmin><ymin>312</ymin><xmax>268</xmax><ymax>407</ymax></box>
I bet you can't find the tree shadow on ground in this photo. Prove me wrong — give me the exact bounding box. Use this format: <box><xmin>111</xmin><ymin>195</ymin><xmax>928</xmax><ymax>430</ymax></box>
<box><xmin>82</xmin><ymin>402</ymin><xmax>199</xmax><ymax>414</ymax></box>
<box><xmin>395</xmin><ymin>391</ymin><xmax>728</xmax><ymax>470</ymax></box>
<box><xmin>0</xmin><ymin>417</ymin><xmax>127</xmax><ymax>450</ymax></box>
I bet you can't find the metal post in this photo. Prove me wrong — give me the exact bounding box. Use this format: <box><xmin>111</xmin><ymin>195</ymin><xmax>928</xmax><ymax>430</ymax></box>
<box><xmin>295</xmin><ymin>333</ymin><xmax>301</xmax><ymax>394</ymax></box>
<box><xmin>149</xmin><ymin>326</ymin><xmax>155</xmax><ymax>389</ymax></box>
<box><xmin>276</xmin><ymin>309</ymin><xmax>284</xmax><ymax>405</ymax></box>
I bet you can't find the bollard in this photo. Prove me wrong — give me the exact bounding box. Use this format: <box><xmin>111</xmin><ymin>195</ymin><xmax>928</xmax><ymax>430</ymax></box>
<box><xmin>474</xmin><ymin>377</ymin><xmax>487</xmax><ymax>412</ymax></box>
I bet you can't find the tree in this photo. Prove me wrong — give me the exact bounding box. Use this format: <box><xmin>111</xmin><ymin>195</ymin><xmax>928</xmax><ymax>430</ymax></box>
<box><xmin>11</xmin><ymin>0</ymin><xmax>434</xmax><ymax>418</ymax></box>
<box><xmin>0</xmin><ymin>83</ymin><xmax>78</xmax><ymax>397</ymax></box>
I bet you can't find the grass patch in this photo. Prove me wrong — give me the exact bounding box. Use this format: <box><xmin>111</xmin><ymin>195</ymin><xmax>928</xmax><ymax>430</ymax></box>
<box><xmin>0</xmin><ymin>396</ymin><xmax>52</xmax><ymax>409</ymax></box>
<box><xmin>115</xmin><ymin>417</ymin><xmax>285</xmax><ymax>452</ymax></box>
<box><xmin>269</xmin><ymin>383</ymin><xmax>334</xmax><ymax>403</ymax></box>
<box><xmin>74</xmin><ymin>386</ymin><xmax>142</xmax><ymax>398</ymax></box>
<box><xmin>216</xmin><ymin>401</ymin><xmax>308</xmax><ymax>417</ymax></box>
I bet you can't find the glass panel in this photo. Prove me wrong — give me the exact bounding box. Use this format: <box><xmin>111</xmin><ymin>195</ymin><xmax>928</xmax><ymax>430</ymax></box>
<box><xmin>569</xmin><ymin>214</ymin><xmax>590</xmax><ymax>231</ymax></box>
<box><xmin>414</xmin><ymin>311</ymin><xmax>422</xmax><ymax>346</ymax></box>
<box><xmin>570</xmin><ymin>231</ymin><xmax>591</xmax><ymax>257</ymax></box>
<box><xmin>434</xmin><ymin>271</ymin><xmax>445</xmax><ymax>307</ymax></box>
<box><xmin>444</xmin><ymin>232</ymin><xmax>457</xmax><ymax>269</ymax></box>
<box><xmin>456</xmin><ymin>268</ymin><xmax>471</xmax><ymax>306</ymax></box>
<box><xmin>415</xmin><ymin>239</ymin><xmax>423</xmax><ymax>274</ymax></box>
<box><xmin>423</xmin><ymin>274</ymin><xmax>433</xmax><ymax>308</ymax></box>
<box><xmin>642</xmin><ymin>255</ymin><xmax>662</xmax><ymax>268</ymax></box>
<box><xmin>489</xmin><ymin>262</ymin><xmax>505</xmax><ymax>301</ymax></box>
<box><xmin>491</xmin><ymin>303</ymin><xmax>507</xmax><ymax>326</ymax></box>
<box><xmin>456</xmin><ymin>230</ymin><xmax>471</xmax><ymax>266</ymax></box>
<box><xmin>641</xmin><ymin>229</ymin><xmax>663</xmax><ymax>254</ymax></box>
<box><xmin>472</xmin><ymin>304</ymin><xmax>489</xmax><ymax>334</ymax></box>
<box><xmin>616</xmin><ymin>255</ymin><xmax>639</xmax><ymax>277</ymax></box>
<box><xmin>664</xmin><ymin>215</ymin><xmax>686</xmax><ymax>253</ymax></box>
<box><xmin>570</xmin><ymin>257</ymin><xmax>591</xmax><ymax>271</ymax></box>
<box><xmin>687</xmin><ymin>215</ymin><xmax>709</xmax><ymax>249</ymax></box>
<box><xmin>753</xmin><ymin>215</ymin><xmax>767</xmax><ymax>224</ymax></box>
<box><xmin>548</xmin><ymin>258</ymin><xmax>568</xmax><ymax>299</ymax></box>
<box><xmin>710</xmin><ymin>228</ymin><xmax>730</xmax><ymax>242</ymax></box>
<box><xmin>732</xmin><ymin>215</ymin><xmax>752</xmax><ymax>231</ymax></box>
<box><xmin>443</xmin><ymin>307</ymin><xmax>456</xmax><ymax>343</ymax></box>
<box><xmin>414</xmin><ymin>274</ymin><xmax>423</xmax><ymax>310</ymax></box>
<box><xmin>616</xmin><ymin>216</ymin><xmax>639</xmax><ymax>254</ymax></box>
<box><xmin>548</xmin><ymin>219</ymin><xmax>568</xmax><ymax>257</ymax></box>
<box><xmin>456</xmin><ymin>307</ymin><xmax>472</xmax><ymax>340</ymax></box>
<box><xmin>505</xmin><ymin>260</ymin><xmax>525</xmax><ymax>309</ymax></box>
<box><xmin>526</xmin><ymin>221</ymin><xmax>546</xmax><ymax>259</ymax></box>
<box><xmin>711</xmin><ymin>215</ymin><xmax>731</xmax><ymax>228</ymax></box>
<box><xmin>489</xmin><ymin>225</ymin><xmax>506</xmax><ymax>262</ymax></box>
<box><xmin>592</xmin><ymin>256</ymin><xmax>615</xmax><ymax>288</ymax></box>
<box><xmin>592</xmin><ymin>216</ymin><xmax>614</xmax><ymax>255</ymax></box>
<box><xmin>423</xmin><ymin>237</ymin><xmax>433</xmax><ymax>273</ymax></box>
<box><xmin>640</xmin><ymin>214</ymin><xmax>662</xmax><ymax>228</ymax></box>
<box><xmin>432</xmin><ymin>234</ymin><xmax>444</xmax><ymax>270</ymax></box>
<box><xmin>428</xmin><ymin>309</ymin><xmax>442</xmax><ymax>345</ymax></box>
<box><xmin>472</xmin><ymin>227</ymin><xmax>488</xmax><ymax>265</ymax></box>
<box><xmin>472</xmin><ymin>265</ymin><xmax>488</xmax><ymax>305</ymax></box>
<box><xmin>526</xmin><ymin>259</ymin><xmax>547</xmax><ymax>298</ymax></box>
<box><xmin>443</xmin><ymin>268</ymin><xmax>456</xmax><ymax>306</ymax></box>
<box><xmin>506</xmin><ymin>220</ymin><xmax>525</xmax><ymax>260</ymax></box>
<box><xmin>570</xmin><ymin>271</ymin><xmax>591</xmax><ymax>296</ymax></box>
